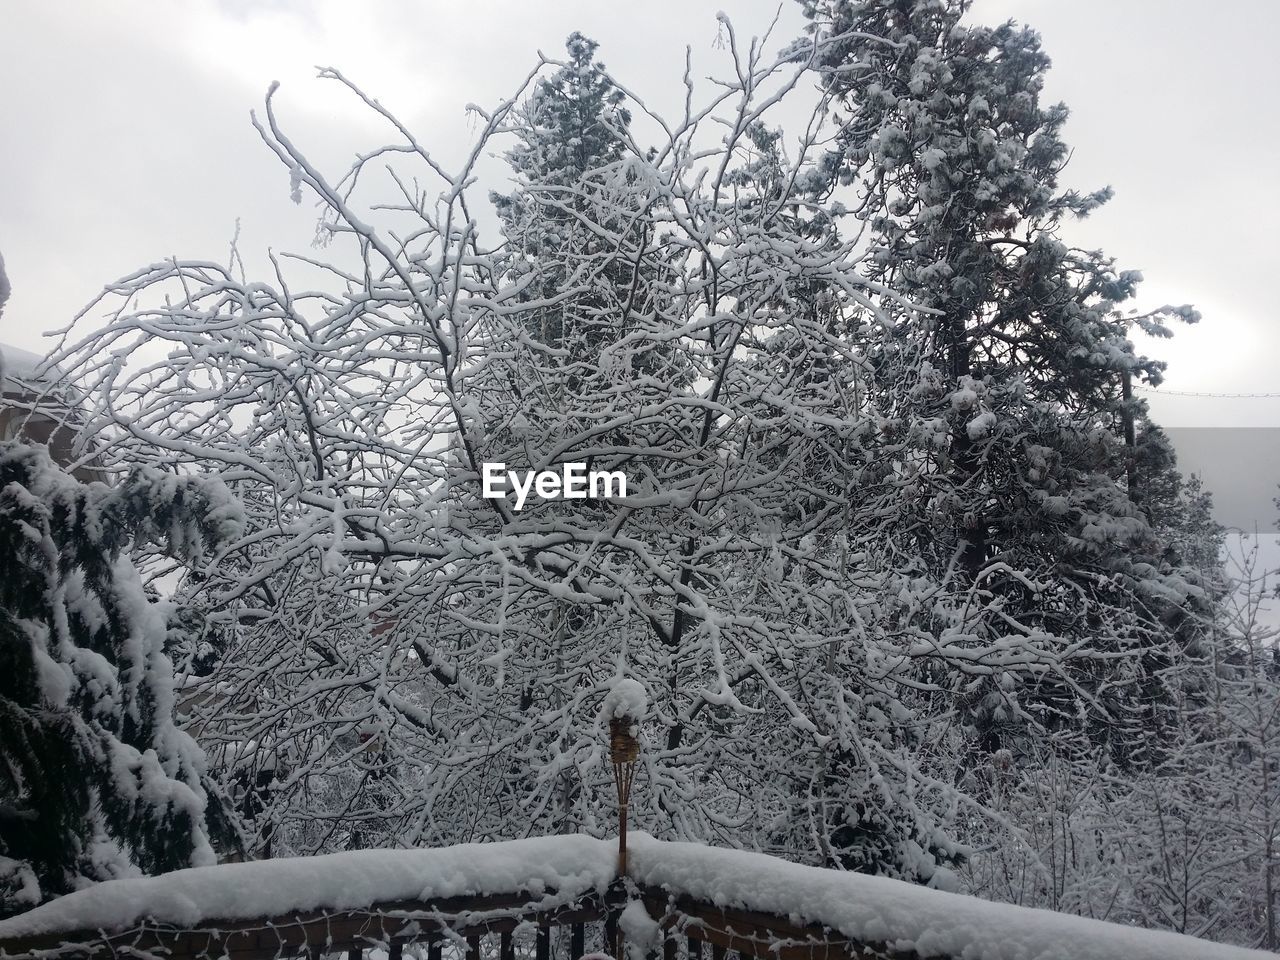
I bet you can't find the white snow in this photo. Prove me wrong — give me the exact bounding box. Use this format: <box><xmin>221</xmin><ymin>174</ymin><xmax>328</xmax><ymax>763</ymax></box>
<box><xmin>0</xmin><ymin>859</ymin><xmax>40</xmax><ymax>914</ymax></box>
<box><xmin>0</xmin><ymin>342</ymin><xmax>50</xmax><ymax>388</ymax></box>
<box><xmin>949</xmin><ymin>387</ymin><xmax>978</xmax><ymax>412</ymax></box>
<box><xmin>618</xmin><ymin>900</ymin><xmax>660</xmax><ymax>960</ymax></box>
<box><xmin>965</xmin><ymin>411</ymin><xmax>996</xmax><ymax>440</ymax></box>
<box><xmin>0</xmin><ymin>836</ymin><xmax>616</xmax><ymax>941</ymax></box>
<box><xmin>1</xmin><ymin>834</ymin><xmax>1273</xmax><ymax>960</ymax></box>
<box><xmin>602</xmin><ymin>677</ymin><xmax>647</xmax><ymax>720</ymax></box>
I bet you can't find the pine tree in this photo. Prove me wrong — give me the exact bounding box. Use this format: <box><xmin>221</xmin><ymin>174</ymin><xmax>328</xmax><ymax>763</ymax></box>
<box><xmin>493</xmin><ymin>34</ymin><xmax>636</xmax><ymax>365</ymax></box>
<box><xmin>798</xmin><ymin>0</ymin><xmax>1212</xmax><ymax>771</ymax></box>
<box><xmin>0</xmin><ymin>440</ymin><xmax>243</xmax><ymax>914</ymax></box>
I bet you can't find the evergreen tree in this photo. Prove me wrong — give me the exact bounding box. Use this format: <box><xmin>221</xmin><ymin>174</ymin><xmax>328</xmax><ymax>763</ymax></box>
<box><xmin>493</xmin><ymin>34</ymin><xmax>634</xmax><ymax>362</ymax></box>
<box><xmin>0</xmin><ymin>440</ymin><xmax>243</xmax><ymax>914</ymax></box>
<box><xmin>799</xmin><ymin>0</ymin><xmax>1213</xmax><ymax>771</ymax></box>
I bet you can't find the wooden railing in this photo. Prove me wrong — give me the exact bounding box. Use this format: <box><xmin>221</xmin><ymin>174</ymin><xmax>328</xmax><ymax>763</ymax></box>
<box><xmin>0</xmin><ymin>881</ymin><xmax>900</xmax><ymax>960</ymax></box>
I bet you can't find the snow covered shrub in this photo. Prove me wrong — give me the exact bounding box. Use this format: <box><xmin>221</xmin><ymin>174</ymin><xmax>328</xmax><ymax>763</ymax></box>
<box><xmin>0</xmin><ymin>442</ymin><xmax>242</xmax><ymax>914</ymax></box>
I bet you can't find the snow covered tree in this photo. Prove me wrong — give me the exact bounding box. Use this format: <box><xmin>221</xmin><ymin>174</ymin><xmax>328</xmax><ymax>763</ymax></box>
<box><xmin>1196</xmin><ymin>537</ymin><xmax>1280</xmax><ymax>948</ymax></box>
<box><xmin>952</xmin><ymin>476</ymin><xmax>1280</xmax><ymax>952</ymax></box>
<box><xmin>0</xmin><ymin>439</ymin><xmax>243</xmax><ymax>915</ymax></box>
<box><xmin>492</xmin><ymin>34</ymin><xmax>636</xmax><ymax>357</ymax></box>
<box><xmin>797</xmin><ymin>0</ymin><xmax>1214</xmax><ymax>777</ymax></box>
<box><xmin>41</xmin><ymin>23</ymin><xmax>996</xmax><ymax>883</ymax></box>
<box><xmin>37</xmin><ymin>4</ymin><xmax>1237</xmax><ymax>913</ymax></box>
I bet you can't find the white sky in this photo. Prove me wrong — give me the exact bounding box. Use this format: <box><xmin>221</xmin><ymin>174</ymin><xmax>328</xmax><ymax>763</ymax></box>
<box><xmin>1</xmin><ymin>0</ymin><xmax>1278</xmax><ymax>531</ymax></box>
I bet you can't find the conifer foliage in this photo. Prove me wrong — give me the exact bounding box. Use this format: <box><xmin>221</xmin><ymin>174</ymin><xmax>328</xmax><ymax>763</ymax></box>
<box><xmin>0</xmin><ymin>441</ymin><xmax>242</xmax><ymax>915</ymax></box>
<box><xmin>492</xmin><ymin>32</ymin><xmax>635</xmax><ymax>355</ymax></box>
<box><xmin>799</xmin><ymin>0</ymin><xmax>1212</xmax><ymax>770</ymax></box>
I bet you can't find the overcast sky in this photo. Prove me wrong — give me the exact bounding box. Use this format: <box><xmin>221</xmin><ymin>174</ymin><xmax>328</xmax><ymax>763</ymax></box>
<box><xmin>2</xmin><ymin>0</ymin><xmax>1278</xmax><ymax>533</ymax></box>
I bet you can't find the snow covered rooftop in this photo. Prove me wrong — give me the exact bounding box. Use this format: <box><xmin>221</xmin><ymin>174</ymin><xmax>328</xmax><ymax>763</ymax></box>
<box><xmin>0</xmin><ymin>342</ymin><xmax>51</xmax><ymax>387</ymax></box>
<box><xmin>0</xmin><ymin>833</ymin><xmax>1272</xmax><ymax>960</ymax></box>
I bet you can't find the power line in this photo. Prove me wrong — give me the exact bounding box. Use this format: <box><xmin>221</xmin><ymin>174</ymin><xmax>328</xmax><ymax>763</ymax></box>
<box><xmin>1135</xmin><ymin>387</ymin><xmax>1280</xmax><ymax>399</ymax></box>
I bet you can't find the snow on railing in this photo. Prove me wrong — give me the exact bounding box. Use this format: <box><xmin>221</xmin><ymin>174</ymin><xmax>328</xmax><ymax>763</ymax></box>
<box><xmin>0</xmin><ymin>834</ymin><xmax>1273</xmax><ymax>960</ymax></box>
